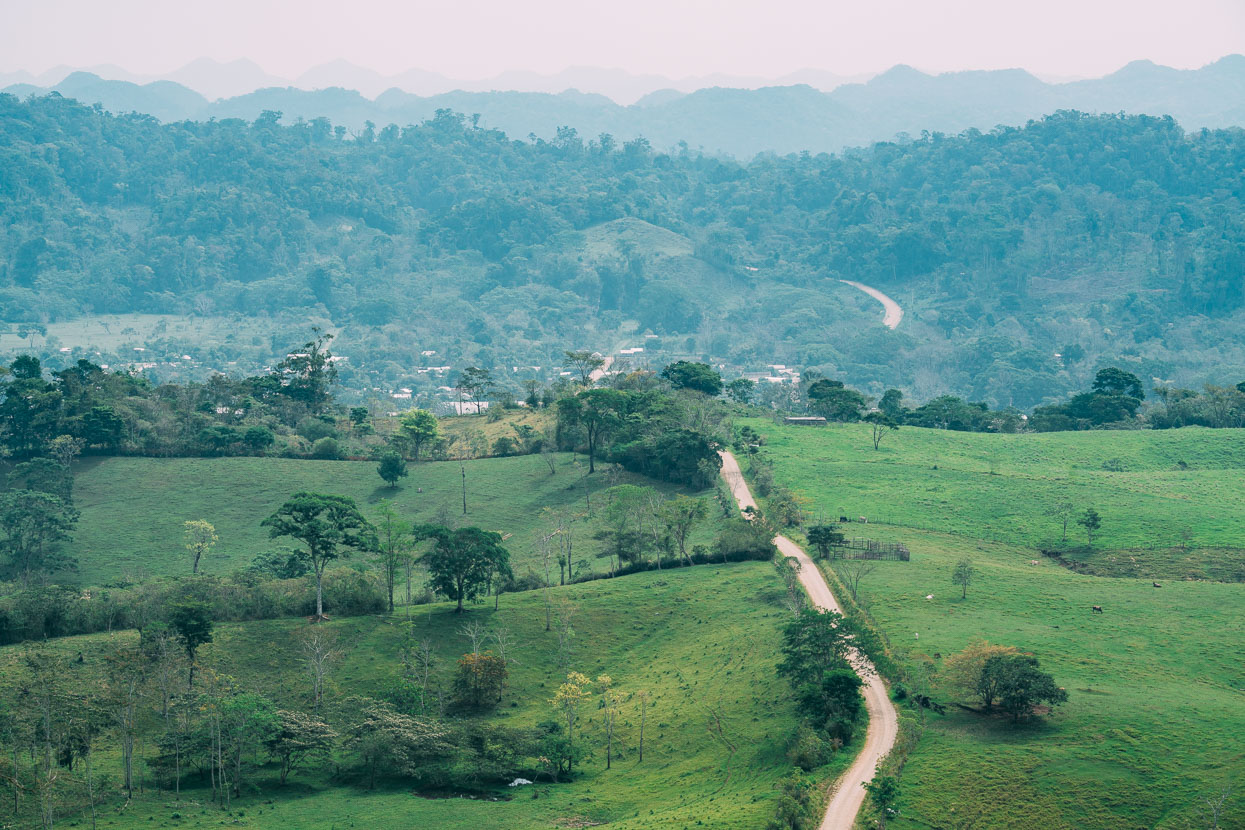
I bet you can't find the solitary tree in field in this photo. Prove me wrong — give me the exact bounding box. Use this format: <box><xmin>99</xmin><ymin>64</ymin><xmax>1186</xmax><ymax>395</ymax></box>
<box><xmin>840</xmin><ymin>559</ymin><xmax>878</xmax><ymax>601</ymax></box>
<box><xmin>1077</xmin><ymin>508</ymin><xmax>1102</xmax><ymax>545</ymax></box>
<box><xmin>376</xmin><ymin>451</ymin><xmax>408</xmax><ymax>488</ymax></box>
<box><xmin>952</xmin><ymin>558</ymin><xmax>974</xmax><ymax>599</ymax></box>
<box><xmin>262</xmin><ymin>493</ymin><xmax>376</xmax><ymax>619</ymax></box>
<box><xmin>184</xmin><ymin>519</ymin><xmax>218</xmax><ymax>575</ymax></box>
<box><xmin>1046</xmin><ymin>501</ymin><xmax>1076</xmax><ymax>543</ymax></box>
<box><xmin>864</xmin><ymin>411</ymin><xmax>899</xmax><ymax>450</ymax></box>
<box><xmin>421</xmin><ymin>525</ymin><xmax>511</xmax><ymax>612</ymax></box>
<box><xmin>636</xmin><ymin>688</ymin><xmax>651</xmax><ymax>762</ymax></box>
<box><xmin>452</xmin><ymin>651</ymin><xmax>508</xmax><ymax>709</ymax></box>
<box><xmin>977</xmin><ymin>654</ymin><xmax>1068</xmax><ymax>721</ymax></box>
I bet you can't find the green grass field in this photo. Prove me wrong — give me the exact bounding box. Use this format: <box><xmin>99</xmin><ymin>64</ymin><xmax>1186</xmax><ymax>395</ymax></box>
<box><xmin>66</xmin><ymin>452</ymin><xmax>721</xmax><ymax>586</ymax></box>
<box><xmin>748</xmin><ymin>421</ymin><xmax>1245</xmax><ymax>828</ymax></box>
<box><xmin>0</xmin><ymin>562</ymin><xmax>850</xmax><ymax>829</ymax></box>
<box><xmin>749</xmin><ymin>419</ymin><xmax>1245</xmax><ymax>580</ymax></box>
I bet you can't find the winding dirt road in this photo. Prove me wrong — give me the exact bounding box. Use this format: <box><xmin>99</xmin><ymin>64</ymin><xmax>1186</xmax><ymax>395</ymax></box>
<box><xmin>719</xmin><ymin>451</ymin><xmax>899</xmax><ymax>829</ymax></box>
<box><xmin>840</xmin><ymin>280</ymin><xmax>904</xmax><ymax>330</ymax></box>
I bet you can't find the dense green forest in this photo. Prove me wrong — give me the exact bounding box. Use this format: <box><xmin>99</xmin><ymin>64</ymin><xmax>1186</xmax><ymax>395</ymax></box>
<box><xmin>3</xmin><ymin>94</ymin><xmax>1245</xmax><ymax>407</ymax></box>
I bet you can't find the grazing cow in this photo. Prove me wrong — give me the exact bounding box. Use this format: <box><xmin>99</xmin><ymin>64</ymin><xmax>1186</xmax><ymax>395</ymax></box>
<box><xmin>1030</xmin><ymin>559</ymin><xmax>1039</xmax><ymax>565</ymax></box>
<box><xmin>1091</xmin><ymin>605</ymin><xmax>1104</xmax><ymax>613</ymax></box>
<box><xmin>1153</xmin><ymin>582</ymin><xmax>1162</xmax><ymax>588</ymax></box>
<box><xmin>859</xmin><ymin>516</ymin><xmax>868</xmax><ymax>523</ymax></box>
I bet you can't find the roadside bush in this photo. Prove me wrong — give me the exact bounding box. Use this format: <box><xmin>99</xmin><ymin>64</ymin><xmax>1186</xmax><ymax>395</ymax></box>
<box><xmin>713</xmin><ymin>518</ymin><xmax>778</xmax><ymax>561</ymax></box>
<box><xmin>786</xmin><ymin>724</ymin><xmax>833</xmax><ymax>770</ymax></box>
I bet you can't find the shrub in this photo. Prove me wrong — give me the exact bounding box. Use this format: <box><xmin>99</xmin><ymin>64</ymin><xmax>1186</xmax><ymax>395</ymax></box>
<box><xmin>713</xmin><ymin>519</ymin><xmax>777</xmax><ymax>562</ymax></box>
<box><xmin>297</xmin><ymin>417</ymin><xmax>338</xmax><ymax>443</ymax></box>
<box><xmin>310</xmin><ymin>437</ymin><xmax>342</xmax><ymax>459</ymax></box>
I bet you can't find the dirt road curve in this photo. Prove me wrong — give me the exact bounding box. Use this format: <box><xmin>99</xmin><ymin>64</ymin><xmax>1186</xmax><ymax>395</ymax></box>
<box><xmin>840</xmin><ymin>280</ymin><xmax>904</xmax><ymax>330</ymax></box>
<box><xmin>718</xmin><ymin>451</ymin><xmax>900</xmax><ymax>829</ymax></box>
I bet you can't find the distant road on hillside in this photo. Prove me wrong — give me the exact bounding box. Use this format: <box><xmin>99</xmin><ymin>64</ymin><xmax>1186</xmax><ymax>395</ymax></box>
<box><xmin>719</xmin><ymin>450</ymin><xmax>900</xmax><ymax>830</ymax></box>
<box><xmin>841</xmin><ymin>280</ymin><xmax>904</xmax><ymax>330</ymax></box>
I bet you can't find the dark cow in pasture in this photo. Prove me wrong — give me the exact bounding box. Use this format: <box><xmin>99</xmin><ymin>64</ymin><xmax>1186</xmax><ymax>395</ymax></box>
<box><xmin>1091</xmin><ymin>605</ymin><xmax>1104</xmax><ymax>613</ymax></box>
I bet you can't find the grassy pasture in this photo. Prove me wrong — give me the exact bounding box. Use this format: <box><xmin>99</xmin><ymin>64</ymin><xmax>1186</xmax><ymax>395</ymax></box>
<box><xmin>749</xmin><ymin>419</ymin><xmax>1245</xmax><ymax>579</ymax></box>
<box><xmin>0</xmin><ymin>562</ymin><xmax>848</xmax><ymax>829</ymax></box>
<box><xmin>749</xmin><ymin>421</ymin><xmax>1245</xmax><ymax>828</ymax></box>
<box><xmin>66</xmin><ymin>452</ymin><xmax>721</xmax><ymax>585</ymax></box>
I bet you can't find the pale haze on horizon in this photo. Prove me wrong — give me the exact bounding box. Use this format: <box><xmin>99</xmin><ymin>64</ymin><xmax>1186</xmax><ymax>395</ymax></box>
<box><xmin>1</xmin><ymin>0</ymin><xmax>1242</xmax><ymax>82</ymax></box>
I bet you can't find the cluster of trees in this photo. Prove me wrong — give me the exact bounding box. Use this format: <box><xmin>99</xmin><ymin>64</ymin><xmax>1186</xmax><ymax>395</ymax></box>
<box><xmin>0</xmin><ymin>334</ymin><xmax>361</xmax><ymax>460</ymax></box>
<box><xmin>0</xmin><ymin>613</ymin><xmax>646</xmax><ymax>827</ymax></box>
<box><xmin>757</xmin><ymin>365</ymin><xmax>1245</xmax><ymax>436</ymax></box>
<box><xmin>938</xmin><ymin>641</ymin><xmax>1068</xmax><ymax>722</ymax></box>
<box><xmin>589</xmin><ymin>484</ymin><xmax>774</xmax><ymax>577</ymax></box>
<box><xmin>556</xmin><ymin>361</ymin><xmax>728</xmax><ymax>487</ymax></box>
<box><xmin>777</xmin><ymin>606</ymin><xmax>867</xmax><ymax>769</ymax></box>
<box><xmin>6</xmin><ymin>94</ymin><xmax>1245</xmax><ymax>407</ymax></box>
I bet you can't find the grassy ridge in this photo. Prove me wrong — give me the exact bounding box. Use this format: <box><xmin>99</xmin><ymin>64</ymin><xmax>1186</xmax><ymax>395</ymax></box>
<box><xmin>68</xmin><ymin>452</ymin><xmax>717</xmax><ymax>585</ymax></box>
<box><xmin>750</xmin><ymin>421</ymin><xmax>1245</xmax><ymax>827</ymax></box>
<box><xmin>0</xmin><ymin>563</ymin><xmax>849</xmax><ymax>829</ymax></box>
<box><xmin>750</xmin><ymin>420</ymin><xmax>1245</xmax><ymax>578</ymax></box>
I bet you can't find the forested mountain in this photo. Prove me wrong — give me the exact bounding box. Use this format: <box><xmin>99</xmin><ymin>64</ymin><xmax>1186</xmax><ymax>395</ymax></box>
<box><xmin>2</xmin><ymin>94</ymin><xmax>1245</xmax><ymax>407</ymax></box>
<box><xmin>5</xmin><ymin>55</ymin><xmax>1245</xmax><ymax>157</ymax></box>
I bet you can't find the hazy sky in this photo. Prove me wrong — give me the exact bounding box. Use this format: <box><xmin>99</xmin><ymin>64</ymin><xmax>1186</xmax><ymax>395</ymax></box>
<box><xmin>3</xmin><ymin>0</ymin><xmax>1242</xmax><ymax>79</ymax></box>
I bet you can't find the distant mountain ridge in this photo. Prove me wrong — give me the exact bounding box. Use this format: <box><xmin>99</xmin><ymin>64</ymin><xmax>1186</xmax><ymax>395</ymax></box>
<box><xmin>0</xmin><ymin>58</ymin><xmax>871</xmax><ymax>103</ymax></box>
<box><xmin>5</xmin><ymin>56</ymin><xmax>1245</xmax><ymax>158</ymax></box>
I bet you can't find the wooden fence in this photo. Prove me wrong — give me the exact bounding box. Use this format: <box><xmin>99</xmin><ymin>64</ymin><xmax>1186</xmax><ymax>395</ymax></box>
<box><xmin>830</xmin><ymin>538</ymin><xmax>911</xmax><ymax>562</ymax></box>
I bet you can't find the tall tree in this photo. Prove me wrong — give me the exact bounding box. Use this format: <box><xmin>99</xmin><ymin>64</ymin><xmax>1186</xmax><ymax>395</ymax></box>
<box><xmin>265</xmin><ymin>710</ymin><xmax>336</xmax><ymax>785</ymax></box>
<box><xmin>271</xmin><ymin>330</ymin><xmax>338</xmax><ymax>414</ymax></box>
<box><xmin>376</xmin><ymin>451</ymin><xmax>408</xmax><ymax>488</ymax></box>
<box><xmin>183</xmin><ymin>519</ymin><xmax>218</xmax><ymax>575</ymax></box>
<box><xmin>660</xmin><ymin>361</ymin><xmax>723</xmax><ymax>396</ymax></box>
<box><xmin>1045</xmin><ymin>501</ymin><xmax>1076</xmax><ymax>543</ymax></box>
<box><xmin>952</xmin><ymin>558</ymin><xmax>975</xmax><ymax>599</ymax></box>
<box><xmin>0</xmin><ymin>357</ymin><xmax>63</xmax><ymax>458</ymax></box>
<box><xmin>394</xmin><ymin>408</ymin><xmax>439</xmax><ymax>460</ymax></box>
<box><xmin>454</xmin><ymin>367</ymin><xmax>495</xmax><ymax>414</ymax></box>
<box><xmin>0</xmin><ymin>490</ymin><xmax>79</xmax><ymax>584</ymax></box>
<box><xmin>557</xmin><ymin>388</ymin><xmax>626</xmax><ymax>473</ymax></box>
<box><xmin>263</xmin><ymin>493</ymin><xmax>376</xmax><ymax>619</ymax></box>
<box><xmin>660</xmin><ymin>495</ymin><xmax>707</xmax><ymax>565</ymax></box>
<box><xmin>167</xmin><ymin>598</ymin><xmax>213</xmax><ymax>688</ymax></box>
<box><xmin>550</xmin><ymin>672</ymin><xmax>592</xmax><ymax>774</ymax></box>
<box><xmin>102</xmin><ymin>646</ymin><xmax>146</xmax><ymax>798</ymax></box>
<box><xmin>864</xmin><ymin>411</ymin><xmax>899</xmax><ymax>450</ymax></box>
<box><xmin>421</xmin><ymin>526</ymin><xmax>511</xmax><ymax>612</ymax></box>
<box><xmin>372</xmin><ymin>501</ymin><xmax>411</xmax><ymax>612</ymax></box>
<box><xmin>806</xmin><ymin>524</ymin><xmax>845</xmax><ymax>559</ymax></box>
<box><xmin>1077</xmin><ymin>508</ymin><xmax>1102</xmax><ymax>545</ymax></box>
<box><xmin>563</xmin><ymin>350</ymin><xmax>606</xmax><ymax>385</ymax></box>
